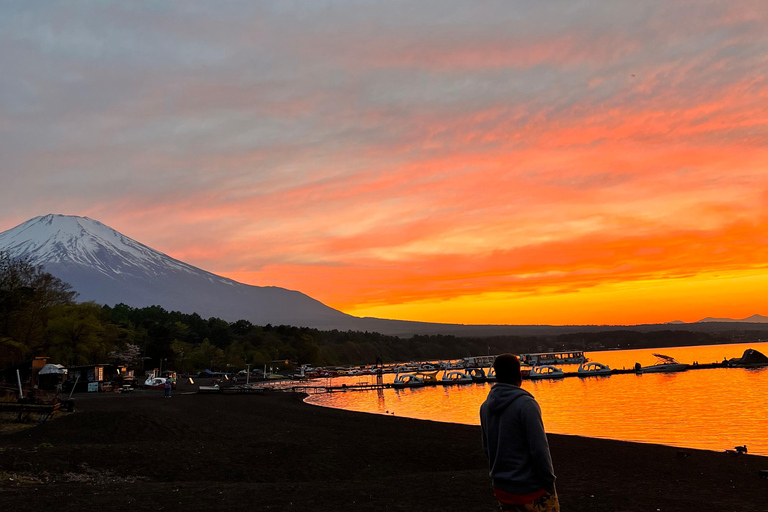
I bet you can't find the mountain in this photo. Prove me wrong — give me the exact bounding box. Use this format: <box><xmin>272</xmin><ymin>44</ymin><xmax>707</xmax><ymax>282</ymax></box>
<box><xmin>3</xmin><ymin>215</ymin><xmax>767</xmax><ymax>337</ymax></box>
<box><xmin>0</xmin><ymin>214</ymin><xmax>359</xmax><ymax>330</ymax></box>
<box><xmin>697</xmin><ymin>314</ymin><xmax>768</xmax><ymax>323</ymax></box>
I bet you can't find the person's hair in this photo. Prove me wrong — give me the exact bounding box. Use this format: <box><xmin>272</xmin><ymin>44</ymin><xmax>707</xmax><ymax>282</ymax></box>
<box><xmin>493</xmin><ymin>354</ymin><xmax>522</xmax><ymax>384</ymax></box>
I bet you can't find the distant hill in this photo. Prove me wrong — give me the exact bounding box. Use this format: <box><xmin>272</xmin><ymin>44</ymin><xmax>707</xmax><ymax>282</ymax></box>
<box><xmin>697</xmin><ymin>314</ymin><xmax>768</xmax><ymax>323</ymax></box>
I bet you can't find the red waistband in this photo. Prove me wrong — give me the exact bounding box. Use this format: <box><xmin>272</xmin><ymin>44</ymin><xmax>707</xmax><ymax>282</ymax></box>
<box><xmin>494</xmin><ymin>487</ymin><xmax>547</xmax><ymax>505</ymax></box>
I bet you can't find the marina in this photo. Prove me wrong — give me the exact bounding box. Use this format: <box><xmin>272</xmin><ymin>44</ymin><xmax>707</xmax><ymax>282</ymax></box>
<box><xmin>305</xmin><ymin>342</ymin><xmax>768</xmax><ymax>456</ymax></box>
<box><xmin>210</xmin><ymin>346</ymin><xmax>761</xmax><ymax>394</ymax></box>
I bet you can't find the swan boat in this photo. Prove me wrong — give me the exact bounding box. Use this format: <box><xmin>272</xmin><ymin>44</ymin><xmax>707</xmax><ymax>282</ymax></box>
<box><xmin>577</xmin><ymin>362</ymin><xmax>612</xmax><ymax>376</ymax></box>
<box><xmin>439</xmin><ymin>370</ymin><xmax>473</xmax><ymax>385</ymax></box>
<box><xmin>392</xmin><ymin>370</ymin><xmax>439</xmax><ymax>388</ymax></box>
<box><xmin>143</xmin><ymin>376</ymin><xmax>167</xmax><ymax>389</ymax></box>
<box><xmin>528</xmin><ymin>365</ymin><xmax>565</xmax><ymax>380</ymax></box>
<box><xmin>464</xmin><ymin>367</ymin><xmax>488</xmax><ymax>383</ymax></box>
<box><xmin>392</xmin><ymin>374</ymin><xmax>424</xmax><ymax>388</ymax></box>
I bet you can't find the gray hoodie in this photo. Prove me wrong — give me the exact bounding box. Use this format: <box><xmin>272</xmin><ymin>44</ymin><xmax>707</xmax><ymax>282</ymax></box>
<box><xmin>480</xmin><ymin>383</ymin><xmax>556</xmax><ymax>494</ymax></box>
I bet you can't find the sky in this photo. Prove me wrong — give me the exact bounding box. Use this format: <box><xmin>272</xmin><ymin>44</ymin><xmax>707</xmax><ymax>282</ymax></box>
<box><xmin>1</xmin><ymin>1</ymin><xmax>767</xmax><ymax>326</ymax></box>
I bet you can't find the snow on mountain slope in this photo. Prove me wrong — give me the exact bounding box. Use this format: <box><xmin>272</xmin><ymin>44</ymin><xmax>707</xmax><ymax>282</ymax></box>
<box><xmin>0</xmin><ymin>214</ymin><xmax>232</xmax><ymax>283</ymax></box>
<box><xmin>0</xmin><ymin>214</ymin><xmax>353</xmax><ymax>328</ymax></box>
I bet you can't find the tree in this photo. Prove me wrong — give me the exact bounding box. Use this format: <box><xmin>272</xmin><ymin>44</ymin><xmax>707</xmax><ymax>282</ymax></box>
<box><xmin>47</xmin><ymin>302</ymin><xmax>113</xmax><ymax>365</ymax></box>
<box><xmin>0</xmin><ymin>251</ymin><xmax>77</xmax><ymax>366</ymax></box>
<box><xmin>109</xmin><ymin>343</ymin><xmax>142</xmax><ymax>367</ymax></box>
<box><xmin>188</xmin><ymin>339</ymin><xmax>224</xmax><ymax>371</ymax></box>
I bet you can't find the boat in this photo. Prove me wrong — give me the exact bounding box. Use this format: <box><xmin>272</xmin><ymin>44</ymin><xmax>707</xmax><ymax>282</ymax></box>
<box><xmin>438</xmin><ymin>370</ymin><xmax>473</xmax><ymax>385</ymax></box>
<box><xmin>486</xmin><ymin>367</ymin><xmax>496</xmax><ymax>382</ymax></box>
<box><xmin>392</xmin><ymin>373</ymin><xmax>425</xmax><ymax>389</ymax></box>
<box><xmin>641</xmin><ymin>354</ymin><xmax>688</xmax><ymax>373</ymax></box>
<box><xmin>418</xmin><ymin>371</ymin><xmax>440</xmax><ymax>385</ymax></box>
<box><xmin>528</xmin><ymin>365</ymin><xmax>565</xmax><ymax>380</ymax></box>
<box><xmin>464</xmin><ymin>367</ymin><xmax>487</xmax><ymax>383</ymax></box>
<box><xmin>143</xmin><ymin>376</ymin><xmax>167</xmax><ymax>389</ymax></box>
<box><xmin>577</xmin><ymin>362</ymin><xmax>612</xmax><ymax>376</ymax></box>
<box><xmin>519</xmin><ymin>351</ymin><xmax>586</xmax><ymax>366</ymax></box>
<box><xmin>725</xmin><ymin>349</ymin><xmax>768</xmax><ymax>368</ymax></box>
<box><xmin>463</xmin><ymin>355</ymin><xmax>496</xmax><ymax>368</ymax></box>
<box><xmin>197</xmin><ymin>384</ymin><xmax>220</xmax><ymax>393</ymax></box>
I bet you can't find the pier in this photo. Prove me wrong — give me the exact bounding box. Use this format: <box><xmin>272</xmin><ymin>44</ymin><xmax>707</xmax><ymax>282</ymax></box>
<box><xmin>196</xmin><ymin>360</ymin><xmax>758</xmax><ymax>395</ymax></box>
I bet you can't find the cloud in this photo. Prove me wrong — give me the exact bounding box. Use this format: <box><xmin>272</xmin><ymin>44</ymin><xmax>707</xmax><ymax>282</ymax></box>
<box><xmin>1</xmin><ymin>0</ymin><xmax>767</xmax><ymax>324</ymax></box>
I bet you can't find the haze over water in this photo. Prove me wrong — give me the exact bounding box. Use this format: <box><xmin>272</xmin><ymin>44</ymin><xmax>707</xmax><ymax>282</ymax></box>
<box><xmin>306</xmin><ymin>343</ymin><xmax>768</xmax><ymax>456</ymax></box>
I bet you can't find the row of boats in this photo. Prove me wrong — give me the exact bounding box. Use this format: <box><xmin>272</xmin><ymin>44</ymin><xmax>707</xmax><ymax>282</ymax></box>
<box><xmin>391</xmin><ymin>353</ymin><xmax>693</xmax><ymax>388</ymax></box>
<box><xmin>525</xmin><ymin>354</ymin><xmax>688</xmax><ymax>380</ymax></box>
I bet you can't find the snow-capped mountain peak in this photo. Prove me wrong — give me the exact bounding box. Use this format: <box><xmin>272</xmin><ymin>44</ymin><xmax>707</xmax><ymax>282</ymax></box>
<box><xmin>0</xmin><ymin>214</ymin><xmax>354</xmax><ymax>328</ymax></box>
<box><xmin>0</xmin><ymin>214</ymin><xmax>231</xmax><ymax>284</ymax></box>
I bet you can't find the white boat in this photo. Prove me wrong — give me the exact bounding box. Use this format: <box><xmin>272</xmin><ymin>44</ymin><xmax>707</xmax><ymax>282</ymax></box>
<box><xmin>463</xmin><ymin>367</ymin><xmax>488</xmax><ymax>382</ymax></box>
<box><xmin>577</xmin><ymin>362</ymin><xmax>612</xmax><ymax>376</ymax></box>
<box><xmin>520</xmin><ymin>351</ymin><xmax>586</xmax><ymax>366</ymax></box>
<box><xmin>641</xmin><ymin>354</ymin><xmax>688</xmax><ymax>373</ymax></box>
<box><xmin>528</xmin><ymin>365</ymin><xmax>565</xmax><ymax>380</ymax></box>
<box><xmin>144</xmin><ymin>376</ymin><xmax>167</xmax><ymax>389</ymax></box>
<box><xmin>392</xmin><ymin>373</ymin><xmax>425</xmax><ymax>388</ymax></box>
<box><xmin>439</xmin><ymin>370</ymin><xmax>473</xmax><ymax>385</ymax></box>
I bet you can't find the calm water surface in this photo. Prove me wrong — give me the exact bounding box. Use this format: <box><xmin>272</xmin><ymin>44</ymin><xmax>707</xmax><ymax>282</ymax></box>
<box><xmin>305</xmin><ymin>343</ymin><xmax>768</xmax><ymax>455</ymax></box>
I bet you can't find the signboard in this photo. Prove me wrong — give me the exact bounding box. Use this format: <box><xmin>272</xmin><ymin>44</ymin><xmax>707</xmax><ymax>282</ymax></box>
<box><xmin>87</xmin><ymin>382</ymin><xmax>98</xmax><ymax>393</ymax></box>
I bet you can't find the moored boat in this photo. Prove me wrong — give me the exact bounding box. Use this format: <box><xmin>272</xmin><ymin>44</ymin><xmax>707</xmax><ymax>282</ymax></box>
<box><xmin>464</xmin><ymin>367</ymin><xmax>487</xmax><ymax>382</ymax></box>
<box><xmin>528</xmin><ymin>365</ymin><xmax>565</xmax><ymax>380</ymax></box>
<box><xmin>438</xmin><ymin>370</ymin><xmax>473</xmax><ymax>385</ymax></box>
<box><xmin>577</xmin><ymin>362</ymin><xmax>612</xmax><ymax>376</ymax></box>
<box><xmin>641</xmin><ymin>354</ymin><xmax>688</xmax><ymax>373</ymax></box>
<box><xmin>392</xmin><ymin>373</ymin><xmax>425</xmax><ymax>388</ymax></box>
<box><xmin>520</xmin><ymin>351</ymin><xmax>586</xmax><ymax>366</ymax></box>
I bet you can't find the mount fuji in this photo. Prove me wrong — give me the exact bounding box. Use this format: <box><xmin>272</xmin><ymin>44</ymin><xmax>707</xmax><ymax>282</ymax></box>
<box><xmin>0</xmin><ymin>214</ymin><xmax>358</xmax><ymax>329</ymax></box>
<box><xmin>7</xmin><ymin>215</ymin><xmax>766</xmax><ymax>337</ymax></box>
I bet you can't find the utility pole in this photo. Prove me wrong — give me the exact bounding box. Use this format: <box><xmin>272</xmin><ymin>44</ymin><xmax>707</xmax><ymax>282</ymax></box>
<box><xmin>246</xmin><ymin>363</ymin><xmax>251</xmax><ymax>385</ymax></box>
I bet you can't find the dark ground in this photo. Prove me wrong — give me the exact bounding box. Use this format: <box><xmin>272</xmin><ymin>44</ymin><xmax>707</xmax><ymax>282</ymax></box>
<box><xmin>1</xmin><ymin>389</ymin><xmax>767</xmax><ymax>511</ymax></box>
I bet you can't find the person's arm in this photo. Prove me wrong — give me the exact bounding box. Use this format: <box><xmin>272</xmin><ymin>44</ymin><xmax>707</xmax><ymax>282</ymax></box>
<box><xmin>521</xmin><ymin>400</ymin><xmax>556</xmax><ymax>492</ymax></box>
<box><xmin>480</xmin><ymin>404</ymin><xmax>490</xmax><ymax>460</ymax></box>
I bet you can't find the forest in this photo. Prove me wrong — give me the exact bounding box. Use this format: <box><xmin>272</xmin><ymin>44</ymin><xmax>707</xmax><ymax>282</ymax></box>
<box><xmin>1</xmin><ymin>251</ymin><xmax>754</xmax><ymax>374</ymax></box>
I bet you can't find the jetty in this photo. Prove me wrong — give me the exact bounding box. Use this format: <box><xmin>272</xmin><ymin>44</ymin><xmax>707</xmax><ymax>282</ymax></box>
<box><xmin>195</xmin><ymin>348</ymin><xmax>768</xmax><ymax>395</ymax></box>
<box><xmin>195</xmin><ymin>362</ymin><xmax>740</xmax><ymax>395</ymax></box>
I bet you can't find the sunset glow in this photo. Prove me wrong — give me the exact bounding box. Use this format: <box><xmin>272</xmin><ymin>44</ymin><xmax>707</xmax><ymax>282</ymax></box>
<box><xmin>1</xmin><ymin>1</ymin><xmax>767</xmax><ymax>325</ymax></box>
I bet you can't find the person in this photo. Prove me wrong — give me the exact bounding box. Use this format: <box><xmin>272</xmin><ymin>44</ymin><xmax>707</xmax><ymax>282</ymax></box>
<box><xmin>164</xmin><ymin>378</ymin><xmax>172</xmax><ymax>398</ymax></box>
<box><xmin>480</xmin><ymin>354</ymin><xmax>559</xmax><ymax>511</ymax></box>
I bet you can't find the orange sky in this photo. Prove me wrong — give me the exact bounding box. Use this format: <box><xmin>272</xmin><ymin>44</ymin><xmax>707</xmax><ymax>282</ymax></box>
<box><xmin>1</xmin><ymin>1</ymin><xmax>767</xmax><ymax>325</ymax></box>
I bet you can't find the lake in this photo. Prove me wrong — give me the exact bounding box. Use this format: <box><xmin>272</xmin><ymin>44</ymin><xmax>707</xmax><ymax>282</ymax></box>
<box><xmin>305</xmin><ymin>342</ymin><xmax>768</xmax><ymax>455</ymax></box>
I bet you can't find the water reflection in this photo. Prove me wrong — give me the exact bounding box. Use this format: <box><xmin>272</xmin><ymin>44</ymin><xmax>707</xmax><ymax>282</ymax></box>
<box><xmin>305</xmin><ymin>342</ymin><xmax>768</xmax><ymax>455</ymax></box>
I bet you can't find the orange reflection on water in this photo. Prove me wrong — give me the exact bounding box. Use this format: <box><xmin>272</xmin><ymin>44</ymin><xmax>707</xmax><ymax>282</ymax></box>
<box><xmin>306</xmin><ymin>343</ymin><xmax>768</xmax><ymax>455</ymax></box>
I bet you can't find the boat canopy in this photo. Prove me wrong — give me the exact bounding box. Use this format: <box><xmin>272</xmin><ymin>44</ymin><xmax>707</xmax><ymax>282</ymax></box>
<box><xmin>652</xmin><ymin>354</ymin><xmax>680</xmax><ymax>364</ymax></box>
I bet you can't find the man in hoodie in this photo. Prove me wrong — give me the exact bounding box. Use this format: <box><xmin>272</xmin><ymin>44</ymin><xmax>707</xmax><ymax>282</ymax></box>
<box><xmin>480</xmin><ymin>354</ymin><xmax>559</xmax><ymax>511</ymax></box>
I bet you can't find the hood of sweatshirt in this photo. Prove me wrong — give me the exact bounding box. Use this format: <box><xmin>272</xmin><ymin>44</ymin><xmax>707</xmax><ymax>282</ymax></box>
<box><xmin>485</xmin><ymin>383</ymin><xmax>534</xmax><ymax>414</ymax></box>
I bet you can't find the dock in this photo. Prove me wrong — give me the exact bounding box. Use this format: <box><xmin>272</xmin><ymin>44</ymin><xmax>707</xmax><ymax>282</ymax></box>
<box><xmin>196</xmin><ymin>361</ymin><xmax>762</xmax><ymax>395</ymax></box>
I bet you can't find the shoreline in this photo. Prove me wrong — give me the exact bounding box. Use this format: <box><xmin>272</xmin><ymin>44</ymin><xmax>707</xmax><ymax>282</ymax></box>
<box><xmin>302</xmin><ymin>395</ymin><xmax>741</xmax><ymax>456</ymax></box>
<box><xmin>1</xmin><ymin>391</ymin><xmax>767</xmax><ymax>511</ymax></box>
